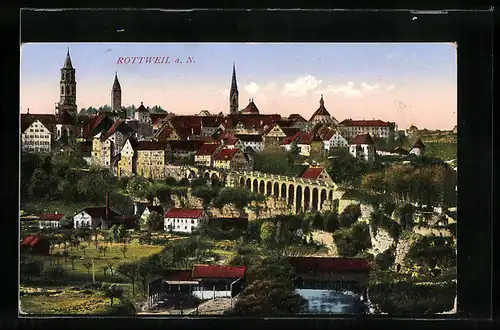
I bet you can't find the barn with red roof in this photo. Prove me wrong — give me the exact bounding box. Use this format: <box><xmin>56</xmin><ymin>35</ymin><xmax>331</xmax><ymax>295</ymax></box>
<box><xmin>300</xmin><ymin>166</ymin><xmax>334</xmax><ymax>185</ymax></box>
<box><xmin>20</xmin><ymin>234</ymin><xmax>50</xmax><ymax>255</ymax></box>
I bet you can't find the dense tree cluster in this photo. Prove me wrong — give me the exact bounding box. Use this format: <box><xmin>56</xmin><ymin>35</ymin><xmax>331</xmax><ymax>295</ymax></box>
<box><xmin>252</xmin><ymin>148</ymin><xmax>306</xmax><ymax>177</ymax></box>
<box><xmin>361</xmin><ymin>163</ymin><xmax>456</xmax><ymax>206</ymax></box>
<box><xmin>332</xmin><ymin>221</ymin><xmax>372</xmax><ymax>258</ymax></box>
<box><xmin>21</xmin><ymin>152</ymin><xmax>133</xmax><ymax>215</ymax></box>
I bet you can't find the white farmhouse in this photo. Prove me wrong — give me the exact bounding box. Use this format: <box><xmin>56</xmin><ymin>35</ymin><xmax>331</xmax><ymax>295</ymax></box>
<box><xmin>73</xmin><ymin>206</ymin><xmax>120</xmax><ymax>229</ymax></box>
<box><xmin>21</xmin><ymin>119</ymin><xmax>52</xmax><ymax>153</ymax></box>
<box><xmin>322</xmin><ymin>129</ymin><xmax>348</xmax><ymax>152</ymax></box>
<box><xmin>38</xmin><ymin>213</ymin><xmax>64</xmax><ymax>229</ymax></box>
<box><xmin>164</xmin><ymin>208</ymin><xmax>206</xmax><ymax>234</ymax></box>
<box><xmin>349</xmin><ymin>133</ymin><xmax>376</xmax><ymax>162</ymax></box>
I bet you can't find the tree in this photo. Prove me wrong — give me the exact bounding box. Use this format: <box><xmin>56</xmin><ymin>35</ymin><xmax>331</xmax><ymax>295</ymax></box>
<box><xmin>395</xmin><ymin>203</ymin><xmax>415</xmax><ymax>230</ymax></box>
<box><xmin>323</xmin><ymin>210</ymin><xmax>340</xmax><ymax>232</ymax></box>
<box><xmin>102</xmin><ymin>284</ymin><xmax>124</xmax><ymax>306</ymax></box>
<box><xmin>101</xmin><ymin>265</ymin><xmax>109</xmax><ymax>277</ymax></box>
<box><xmin>142</xmin><ymin>211</ymin><xmax>164</xmax><ymax>233</ymax></box>
<box><xmin>83</xmin><ymin>261</ymin><xmax>93</xmax><ymax>277</ymax></box>
<box><xmin>126</xmin><ymin>176</ymin><xmax>152</xmax><ymax>201</ymax></box>
<box><xmin>338</xmin><ymin>204</ymin><xmax>362</xmax><ymax>228</ymax></box>
<box><xmin>43</xmin><ymin>264</ymin><xmax>67</xmax><ymax>281</ymax></box>
<box><xmin>120</xmin><ymin>244</ymin><xmax>129</xmax><ymax>258</ymax></box>
<box><xmin>192</xmin><ymin>186</ymin><xmax>217</xmax><ymax>216</ymax></box>
<box><xmin>260</xmin><ymin>221</ymin><xmax>277</xmax><ymax>244</ymax></box>
<box><xmin>107</xmin><ymin>262</ymin><xmax>115</xmax><ymax>276</ymax></box>
<box><xmin>59</xmin><ymin>215</ymin><xmax>74</xmax><ymax>229</ymax></box>
<box><xmin>116</xmin><ymin>225</ymin><xmax>127</xmax><ymax>243</ymax></box>
<box><xmin>62</xmin><ymin>249</ymin><xmax>69</xmax><ymax>263</ymax></box>
<box><xmin>116</xmin><ymin>263</ymin><xmax>138</xmax><ymax>295</ymax></box>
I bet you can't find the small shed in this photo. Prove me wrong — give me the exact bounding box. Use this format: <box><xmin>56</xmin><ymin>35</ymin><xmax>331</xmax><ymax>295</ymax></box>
<box><xmin>20</xmin><ymin>235</ymin><xmax>50</xmax><ymax>255</ymax></box>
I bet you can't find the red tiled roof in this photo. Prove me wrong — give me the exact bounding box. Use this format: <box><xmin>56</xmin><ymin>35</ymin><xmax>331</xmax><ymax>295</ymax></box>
<box><xmin>135</xmin><ymin>141</ymin><xmax>170</xmax><ymax>151</ymax></box>
<box><xmin>150</xmin><ymin>113</ymin><xmax>168</xmax><ymax>124</ymax></box>
<box><xmin>169</xmin><ymin>116</ymin><xmax>202</xmax><ymax>139</ymax></box>
<box><xmin>289</xmin><ymin>257</ymin><xmax>371</xmax><ymax>273</ymax></box>
<box><xmin>83</xmin><ymin>114</ymin><xmax>115</xmax><ymax>139</ymax></box>
<box><xmin>196</xmin><ymin>143</ymin><xmax>221</xmax><ymax>156</ymax></box>
<box><xmin>164</xmin><ymin>208</ymin><xmax>204</xmax><ymax>219</ymax></box>
<box><xmin>298</xmin><ymin>131</ymin><xmax>314</xmax><ymax>145</ymax></box>
<box><xmin>240</xmin><ymin>100</ymin><xmax>260</xmax><ymax>114</ymax></box>
<box><xmin>80</xmin><ymin>207</ymin><xmax>121</xmax><ymax>219</ymax></box>
<box><xmin>282</xmin><ymin>127</ymin><xmax>300</xmax><ymax>137</ymax></box>
<box><xmin>225</xmin><ymin>138</ymin><xmax>239</xmax><ymax>146</ymax></box>
<box><xmin>191</xmin><ymin>265</ymin><xmax>246</xmax><ymax>279</ymax></box>
<box><xmin>226</xmin><ymin>114</ymin><xmax>281</xmax><ymax>130</ymax></box>
<box><xmin>322</xmin><ymin>130</ymin><xmax>335</xmax><ymax>141</ymax></box>
<box><xmin>155</xmin><ymin>126</ymin><xmax>174</xmax><ymax>141</ymax></box>
<box><xmin>351</xmin><ymin>133</ymin><xmax>375</xmax><ymax>145</ymax></box>
<box><xmin>340</xmin><ymin>119</ymin><xmax>391</xmax><ymax>127</ymax></box>
<box><xmin>20</xmin><ymin>235</ymin><xmax>46</xmax><ymax>247</ymax></box>
<box><xmin>100</xmin><ymin>120</ymin><xmax>133</xmax><ymax>141</ymax></box>
<box><xmin>309</xmin><ymin>104</ymin><xmax>331</xmax><ymax>122</ymax></box>
<box><xmin>281</xmin><ymin>132</ymin><xmax>300</xmax><ymax>145</ymax></box>
<box><xmin>168</xmin><ymin>140</ymin><xmax>205</xmax><ymax>152</ymax></box>
<box><xmin>301</xmin><ymin>166</ymin><xmax>324</xmax><ymax>179</ymax></box>
<box><xmin>39</xmin><ymin>213</ymin><xmax>65</xmax><ymax>221</ymax></box>
<box><xmin>214</xmin><ymin>148</ymin><xmax>240</xmax><ymax>161</ymax></box>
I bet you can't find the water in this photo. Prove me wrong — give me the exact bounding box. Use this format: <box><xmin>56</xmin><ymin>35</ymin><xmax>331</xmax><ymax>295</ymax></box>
<box><xmin>296</xmin><ymin>289</ymin><xmax>374</xmax><ymax>314</ymax></box>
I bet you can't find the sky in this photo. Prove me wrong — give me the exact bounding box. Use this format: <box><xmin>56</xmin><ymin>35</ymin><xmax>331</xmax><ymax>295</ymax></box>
<box><xmin>20</xmin><ymin>43</ymin><xmax>457</xmax><ymax>130</ymax></box>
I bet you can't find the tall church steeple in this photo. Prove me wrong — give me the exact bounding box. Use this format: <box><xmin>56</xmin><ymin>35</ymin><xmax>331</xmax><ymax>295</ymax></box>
<box><xmin>58</xmin><ymin>48</ymin><xmax>77</xmax><ymax>117</ymax></box>
<box><xmin>112</xmin><ymin>72</ymin><xmax>122</xmax><ymax>113</ymax></box>
<box><xmin>229</xmin><ymin>63</ymin><xmax>239</xmax><ymax>114</ymax></box>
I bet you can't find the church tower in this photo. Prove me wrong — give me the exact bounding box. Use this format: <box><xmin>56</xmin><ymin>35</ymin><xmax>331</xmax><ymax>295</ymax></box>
<box><xmin>57</xmin><ymin>48</ymin><xmax>77</xmax><ymax>117</ymax></box>
<box><xmin>229</xmin><ymin>63</ymin><xmax>239</xmax><ymax>114</ymax></box>
<box><xmin>111</xmin><ymin>72</ymin><xmax>122</xmax><ymax>113</ymax></box>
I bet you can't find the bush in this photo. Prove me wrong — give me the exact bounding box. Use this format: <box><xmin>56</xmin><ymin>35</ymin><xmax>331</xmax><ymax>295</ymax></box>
<box><xmin>332</xmin><ymin>222</ymin><xmax>371</xmax><ymax>258</ymax></box>
<box><xmin>374</xmin><ymin>247</ymin><xmax>396</xmax><ymax>270</ymax></box>
<box><xmin>43</xmin><ymin>263</ymin><xmax>67</xmax><ymax>281</ymax></box>
<box><xmin>338</xmin><ymin>204</ymin><xmax>362</xmax><ymax>228</ymax></box>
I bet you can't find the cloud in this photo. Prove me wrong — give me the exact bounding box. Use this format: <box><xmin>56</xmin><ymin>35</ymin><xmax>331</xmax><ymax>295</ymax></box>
<box><xmin>244</xmin><ymin>81</ymin><xmax>260</xmax><ymax>95</ymax></box>
<box><xmin>315</xmin><ymin>82</ymin><xmax>363</xmax><ymax>98</ymax></box>
<box><xmin>361</xmin><ymin>82</ymin><xmax>380</xmax><ymax>92</ymax></box>
<box><xmin>386</xmin><ymin>84</ymin><xmax>396</xmax><ymax>91</ymax></box>
<box><xmin>283</xmin><ymin>75</ymin><xmax>322</xmax><ymax>98</ymax></box>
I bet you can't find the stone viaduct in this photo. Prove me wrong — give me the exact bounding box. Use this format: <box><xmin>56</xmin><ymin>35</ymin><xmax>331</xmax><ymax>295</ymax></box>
<box><xmin>184</xmin><ymin>166</ymin><xmax>344</xmax><ymax>214</ymax></box>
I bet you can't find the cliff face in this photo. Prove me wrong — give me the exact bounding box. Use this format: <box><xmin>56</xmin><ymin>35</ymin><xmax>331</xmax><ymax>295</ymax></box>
<box><xmin>368</xmin><ymin>226</ymin><xmax>394</xmax><ymax>256</ymax></box>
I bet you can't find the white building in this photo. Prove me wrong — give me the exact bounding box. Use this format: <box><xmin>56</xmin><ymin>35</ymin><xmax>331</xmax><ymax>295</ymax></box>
<box><xmin>73</xmin><ymin>207</ymin><xmax>120</xmax><ymax>229</ymax></box>
<box><xmin>21</xmin><ymin>119</ymin><xmax>52</xmax><ymax>153</ymax></box>
<box><xmin>164</xmin><ymin>208</ymin><xmax>206</xmax><ymax>234</ymax></box>
<box><xmin>235</xmin><ymin>134</ymin><xmax>264</xmax><ymax>152</ymax></box>
<box><xmin>322</xmin><ymin>130</ymin><xmax>348</xmax><ymax>152</ymax></box>
<box><xmin>38</xmin><ymin>213</ymin><xmax>64</xmax><ymax>229</ymax></box>
<box><xmin>338</xmin><ymin>119</ymin><xmax>396</xmax><ymax>140</ymax></box>
<box><xmin>349</xmin><ymin>133</ymin><xmax>376</xmax><ymax>162</ymax></box>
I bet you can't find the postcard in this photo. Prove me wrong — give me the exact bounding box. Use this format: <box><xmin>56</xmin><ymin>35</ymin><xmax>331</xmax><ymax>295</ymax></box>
<box><xmin>19</xmin><ymin>42</ymin><xmax>457</xmax><ymax>316</ymax></box>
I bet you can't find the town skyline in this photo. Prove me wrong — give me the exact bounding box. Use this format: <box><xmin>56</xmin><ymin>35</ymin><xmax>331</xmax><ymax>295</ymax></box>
<box><xmin>21</xmin><ymin>43</ymin><xmax>457</xmax><ymax>130</ymax></box>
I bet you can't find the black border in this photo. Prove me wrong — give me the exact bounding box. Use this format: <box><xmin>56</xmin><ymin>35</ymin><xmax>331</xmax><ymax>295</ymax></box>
<box><xmin>3</xmin><ymin>7</ymin><xmax>495</xmax><ymax>330</ymax></box>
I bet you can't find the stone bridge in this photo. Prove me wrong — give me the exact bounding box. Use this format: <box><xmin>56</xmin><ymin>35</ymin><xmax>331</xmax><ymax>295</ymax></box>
<box><xmin>184</xmin><ymin>166</ymin><xmax>343</xmax><ymax>213</ymax></box>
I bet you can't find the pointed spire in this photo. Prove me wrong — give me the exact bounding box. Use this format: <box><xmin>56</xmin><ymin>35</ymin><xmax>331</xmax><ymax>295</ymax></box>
<box><xmin>113</xmin><ymin>71</ymin><xmax>121</xmax><ymax>90</ymax></box>
<box><xmin>64</xmin><ymin>48</ymin><xmax>73</xmax><ymax>68</ymax></box>
<box><xmin>230</xmin><ymin>63</ymin><xmax>238</xmax><ymax>93</ymax></box>
<box><xmin>320</xmin><ymin>94</ymin><xmax>324</xmax><ymax>107</ymax></box>
<box><xmin>27</xmin><ymin>108</ymin><xmax>29</xmax><ymax>114</ymax></box>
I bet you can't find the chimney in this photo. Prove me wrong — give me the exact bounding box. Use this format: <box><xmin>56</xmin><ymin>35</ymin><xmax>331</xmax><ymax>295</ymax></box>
<box><xmin>105</xmin><ymin>191</ymin><xmax>110</xmax><ymax>221</ymax></box>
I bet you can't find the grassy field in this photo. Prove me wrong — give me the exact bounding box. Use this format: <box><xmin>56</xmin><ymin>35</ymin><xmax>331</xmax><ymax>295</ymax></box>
<box><xmin>421</xmin><ymin>142</ymin><xmax>457</xmax><ymax>161</ymax></box>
